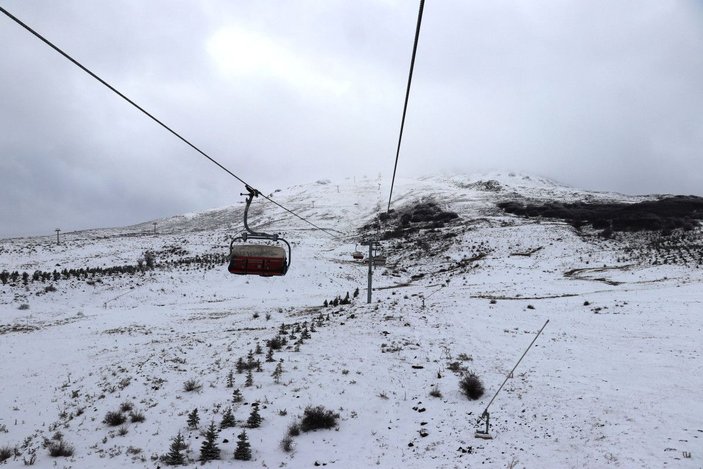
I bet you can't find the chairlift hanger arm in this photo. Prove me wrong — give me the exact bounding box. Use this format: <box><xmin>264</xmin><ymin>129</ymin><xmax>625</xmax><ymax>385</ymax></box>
<box><xmin>242</xmin><ymin>186</ymin><xmax>273</xmax><ymax>238</ymax></box>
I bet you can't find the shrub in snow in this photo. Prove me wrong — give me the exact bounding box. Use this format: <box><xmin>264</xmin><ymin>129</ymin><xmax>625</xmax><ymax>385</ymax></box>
<box><xmin>0</xmin><ymin>446</ymin><xmax>14</xmax><ymax>462</ymax></box>
<box><xmin>130</xmin><ymin>410</ymin><xmax>145</xmax><ymax>423</ymax></box>
<box><xmin>48</xmin><ymin>439</ymin><xmax>74</xmax><ymax>457</ymax></box>
<box><xmin>459</xmin><ymin>372</ymin><xmax>485</xmax><ymax>400</ymax></box>
<box><xmin>287</xmin><ymin>423</ymin><xmax>301</xmax><ymax>437</ymax></box>
<box><xmin>119</xmin><ymin>401</ymin><xmax>133</xmax><ymax>412</ymax></box>
<box><xmin>300</xmin><ymin>406</ymin><xmax>339</xmax><ymax>432</ymax></box>
<box><xmin>232</xmin><ymin>389</ymin><xmax>243</xmax><ymax>404</ymax></box>
<box><xmin>183</xmin><ymin>379</ymin><xmax>202</xmax><ymax>392</ymax></box>
<box><xmin>143</xmin><ymin>250</ymin><xmax>155</xmax><ymax>268</ymax></box>
<box><xmin>18</xmin><ymin>304</ymin><xmax>29</xmax><ymax>310</ymax></box>
<box><xmin>233</xmin><ymin>430</ymin><xmax>252</xmax><ymax>461</ymax></box>
<box><xmin>280</xmin><ymin>436</ymin><xmax>294</xmax><ymax>453</ymax></box>
<box><xmin>429</xmin><ymin>385</ymin><xmax>442</xmax><ymax>398</ymax></box>
<box><xmin>104</xmin><ymin>410</ymin><xmax>126</xmax><ymax>426</ymax></box>
<box><xmin>267</xmin><ymin>336</ymin><xmax>285</xmax><ymax>350</ymax></box>
<box><xmin>245</xmin><ymin>369</ymin><xmax>253</xmax><ymax>387</ymax></box>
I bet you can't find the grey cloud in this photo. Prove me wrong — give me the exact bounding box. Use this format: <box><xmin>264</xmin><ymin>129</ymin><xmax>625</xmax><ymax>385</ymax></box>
<box><xmin>1</xmin><ymin>0</ymin><xmax>702</xmax><ymax>237</ymax></box>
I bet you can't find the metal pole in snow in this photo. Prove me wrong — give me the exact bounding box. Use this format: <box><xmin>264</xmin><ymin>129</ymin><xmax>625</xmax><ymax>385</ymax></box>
<box><xmin>367</xmin><ymin>242</ymin><xmax>373</xmax><ymax>304</ymax></box>
<box><xmin>55</xmin><ymin>228</ymin><xmax>60</xmax><ymax>244</ymax></box>
<box><xmin>481</xmin><ymin>319</ymin><xmax>550</xmax><ymax>418</ymax></box>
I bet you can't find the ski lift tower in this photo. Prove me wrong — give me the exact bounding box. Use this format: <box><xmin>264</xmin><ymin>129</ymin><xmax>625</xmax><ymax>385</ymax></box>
<box><xmin>360</xmin><ymin>239</ymin><xmax>381</xmax><ymax>303</ymax></box>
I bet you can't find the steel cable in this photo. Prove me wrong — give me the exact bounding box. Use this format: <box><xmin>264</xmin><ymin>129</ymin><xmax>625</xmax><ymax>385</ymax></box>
<box><xmin>387</xmin><ymin>0</ymin><xmax>425</xmax><ymax>212</ymax></box>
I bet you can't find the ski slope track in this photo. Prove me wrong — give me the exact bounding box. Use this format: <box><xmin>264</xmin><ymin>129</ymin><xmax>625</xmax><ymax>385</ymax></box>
<box><xmin>0</xmin><ymin>173</ymin><xmax>701</xmax><ymax>468</ymax></box>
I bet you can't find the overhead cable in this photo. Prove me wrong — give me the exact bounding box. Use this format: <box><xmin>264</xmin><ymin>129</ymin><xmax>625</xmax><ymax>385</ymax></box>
<box><xmin>387</xmin><ymin>0</ymin><xmax>425</xmax><ymax>212</ymax></box>
<box><xmin>0</xmin><ymin>5</ymin><xmax>338</xmax><ymax>238</ymax></box>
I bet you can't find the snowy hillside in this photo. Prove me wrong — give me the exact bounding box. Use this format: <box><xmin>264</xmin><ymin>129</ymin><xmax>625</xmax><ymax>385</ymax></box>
<box><xmin>0</xmin><ymin>173</ymin><xmax>701</xmax><ymax>468</ymax></box>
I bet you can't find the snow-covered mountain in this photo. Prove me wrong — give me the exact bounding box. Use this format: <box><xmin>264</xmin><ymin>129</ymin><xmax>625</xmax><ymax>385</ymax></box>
<box><xmin>0</xmin><ymin>173</ymin><xmax>701</xmax><ymax>468</ymax></box>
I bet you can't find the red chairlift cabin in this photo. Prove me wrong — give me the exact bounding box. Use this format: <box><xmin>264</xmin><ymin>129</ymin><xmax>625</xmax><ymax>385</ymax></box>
<box><xmin>228</xmin><ymin>243</ymin><xmax>288</xmax><ymax>276</ymax></box>
<box><xmin>227</xmin><ymin>186</ymin><xmax>291</xmax><ymax>277</ymax></box>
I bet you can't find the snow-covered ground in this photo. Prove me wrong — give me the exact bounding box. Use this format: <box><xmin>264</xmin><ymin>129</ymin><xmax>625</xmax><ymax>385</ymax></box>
<box><xmin>0</xmin><ymin>174</ymin><xmax>701</xmax><ymax>468</ymax></box>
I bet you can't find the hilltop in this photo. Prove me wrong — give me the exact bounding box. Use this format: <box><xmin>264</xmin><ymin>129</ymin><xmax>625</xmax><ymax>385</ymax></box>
<box><xmin>0</xmin><ymin>173</ymin><xmax>701</xmax><ymax>468</ymax></box>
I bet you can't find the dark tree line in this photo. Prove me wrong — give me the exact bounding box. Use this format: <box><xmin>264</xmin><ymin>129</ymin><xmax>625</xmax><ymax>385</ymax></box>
<box><xmin>0</xmin><ymin>251</ymin><xmax>227</xmax><ymax>287</ymax></box>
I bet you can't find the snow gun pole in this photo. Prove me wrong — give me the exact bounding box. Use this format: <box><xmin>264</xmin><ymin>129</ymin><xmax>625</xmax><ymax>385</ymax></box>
<box><xmin>476</xmin><ymin>319</ymin><xmax>549</xmax><ymax>438</ymax></box>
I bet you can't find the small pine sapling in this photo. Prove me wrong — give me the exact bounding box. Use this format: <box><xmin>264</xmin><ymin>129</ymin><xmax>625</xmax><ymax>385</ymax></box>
<box><xmin>164</xmin><ymin>431</ymin><xmax>185</xmax><ymax>466</ymax></box>
<box><xmin>187</xmin><ymin>408</ymin><xmax>200</xmax><ymax>429</ymax></box>
<box><xmin>226</xmin><ymin>370</ymin><xmax>234</xmax><ymax>388</ymax></box>
<box><xmin>199</xmin><ymin>422</ymin><xmax>220</xmax><ymax>462</ymax></box>
<box><xmin>265</xmin><ymin>347</ymin><xmax>275</xmax><ymax>363</ymax></box>
<box><xmin>236</xmin><ymin>357</ymin><xmax>245</xmax><ymax>374</ymax></box>
<box><xmin>220</xmin><ymin>407</ymin><xmax>236</xmax><ymax>429</ymax></box>
<box><xmin>247</xmin><ymin>405</ymin><xmax>262</xmax><ymax>428</ymax></box>
<box><xmin>232</xmin><ymin>388</ymin><xmax>243</xmax><ymax>403</ymax></box>
<box><xmin>254</xmin><ymin>342</ymin><xmax>263</xmax><ymax>354</ymax></box>
<box><xmin>272</xmin><ymin>362</ymin><xmax>284</xmax><ymax>384</ymax></box>
<box><xmin>255</xmin><ymin>360</ymin><xmax>263</xmax><ymax>372</ymax></box>
<box><xmin>245</xmin><ymin>369</ymin><xmax>254</xmax><ymax>387</ymax></box>
<box><xmin>233</xmin><ymin>430</ymin><xmax>252</xmax><ymax>461</ymax></box>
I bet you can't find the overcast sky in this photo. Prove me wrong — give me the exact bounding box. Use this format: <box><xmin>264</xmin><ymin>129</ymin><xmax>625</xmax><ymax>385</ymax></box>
<box><xmin>1</xmin><ymin>0</ymin><xmax>702</xmax><ymax>238</ymax></box>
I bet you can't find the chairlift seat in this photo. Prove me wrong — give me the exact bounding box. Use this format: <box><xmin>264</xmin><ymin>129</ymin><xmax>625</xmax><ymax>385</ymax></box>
<box><xmin>352</xmin><ymin>251</ymin><xmax>364</xmax><ymax>260</ymax></box>
<box><xmin>228</xmin><ymin>244</ymin><xmax>287</xmax><ymax>277</ymax></box>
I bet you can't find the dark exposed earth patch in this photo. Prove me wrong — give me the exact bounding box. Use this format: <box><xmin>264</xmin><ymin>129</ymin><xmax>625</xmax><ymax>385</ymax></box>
<box><xmin>498</xmin><ymin>196</ymin><xmax>703</xmax><ymax>236</ymax></box>
<box><xmin>364</xmin><ymin>202</ymin><xmax>460</xmax><ymax>240</ymax></box>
